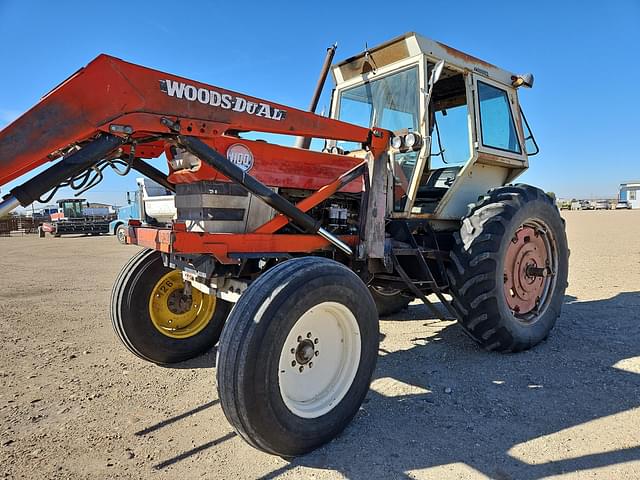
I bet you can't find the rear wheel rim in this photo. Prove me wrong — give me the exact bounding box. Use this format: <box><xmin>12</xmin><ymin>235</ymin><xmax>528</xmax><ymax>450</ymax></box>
<box><xmin>148</xmin><ymin>270</ymin><xmax>216</xmax><ymax>339</ymax></box>
<box><xmin>278</xmin><ymin>302</ymin><xmax>361</xmax><ymax>419</ymax></box>
<box><xmin>116</xmin><ymin>227</ymin><xmax>126</xmax><ymax>243</ymax></box>
<box><xmin>503</xmin><ymin>220</ymin><xmax>557</xmax><ymax>322</ymax></box>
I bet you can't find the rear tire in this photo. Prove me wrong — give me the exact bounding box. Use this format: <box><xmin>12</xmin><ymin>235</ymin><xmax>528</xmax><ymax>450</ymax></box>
<box><xmin>111</xmin><ymin>249</ymin><xmax>231</xmax><ymax>364</ymax></box>
<box><xmin>217</xmin><ymin>257</ymin><xmax>379</xmax><ymax>457</ymax></box>
<box><xmin>448</xmin><ymin>185</ymin><xmax>568</xmax><ymax>352</ymax></box>
<box><xmin>369</xmin><ymin>286</ymin><xmax>411</xmax><ymax>316</ymax></box>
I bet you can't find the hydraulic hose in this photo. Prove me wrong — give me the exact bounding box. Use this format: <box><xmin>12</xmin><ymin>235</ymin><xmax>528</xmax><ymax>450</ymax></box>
<box><xmin>7</xmin><ymin>133</ymin><xmax>125</xmax><ymax>210</ymax></box>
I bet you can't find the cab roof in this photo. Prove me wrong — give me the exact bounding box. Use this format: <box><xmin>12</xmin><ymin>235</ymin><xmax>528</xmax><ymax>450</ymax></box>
<box><xmin>332</xmin><ymin>32</ymin><xmax>518</xmax><ymax>88</ymax></box>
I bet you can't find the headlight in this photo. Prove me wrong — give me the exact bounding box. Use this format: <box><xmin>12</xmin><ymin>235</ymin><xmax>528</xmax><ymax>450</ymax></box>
<box><xmin>391</xmin><ymin>135</ymin><xmax>403</xmax><ymax>150</ymax></box>
<box><xmin>404</xmin><ymin>132</ymin><xmax>422</xmax><ymax>150</ymax></box>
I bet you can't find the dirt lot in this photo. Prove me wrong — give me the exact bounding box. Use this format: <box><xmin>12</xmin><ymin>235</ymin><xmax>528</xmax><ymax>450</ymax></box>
<box><xmin>1</xmin><ymin>210</ymin><xmax>639</xmax><ymax>479</ymax></box>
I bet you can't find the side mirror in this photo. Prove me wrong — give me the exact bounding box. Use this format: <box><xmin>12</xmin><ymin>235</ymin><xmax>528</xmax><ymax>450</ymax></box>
<box><xmin>429</xmin><ymin>60</ymin><xmax>445</xmax><ymax>89</ymax></box>
<box><xmin>421</xmin><ymin>60</ymin><xmax>446</xmax><ymax>128</ymax></box>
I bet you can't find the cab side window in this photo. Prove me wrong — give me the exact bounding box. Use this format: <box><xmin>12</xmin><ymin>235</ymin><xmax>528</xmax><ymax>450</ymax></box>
<box><xmin>477</xmin><ymin>81</ymin><xmax>521</xmax><ymax>154</ymax></box>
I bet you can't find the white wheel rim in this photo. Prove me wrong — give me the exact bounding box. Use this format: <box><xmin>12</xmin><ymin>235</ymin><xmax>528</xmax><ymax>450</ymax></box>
<box><xmin>277</xmin><ymin>301</ymin><xmax>361</xmax><ymax>419</ymax></box>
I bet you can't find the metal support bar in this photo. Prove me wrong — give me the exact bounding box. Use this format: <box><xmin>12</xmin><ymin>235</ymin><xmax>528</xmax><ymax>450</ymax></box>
<box><xmin>317</xmin><ymin>228</ymin><xmax>355</xmax><ymax>256</ymax></box>
<box><xmin>391</xmin><ymin>253</ymin><xmax>452</xmax><ymax>321</ymax></box>
<box><xmin>131</xmin><ymin>158</ymin><xmax>175</xmax><ymax>193</ymax></box>
<box><xmin>394</xmin><ymin>222</ymin><xmax>462</xmax><ymax>321</ymax></box>
<box><xmin>363</xmin><ymin>151</ymin><xmax>388</xmax><ymax>261</ymax></box>
<box><xmin>405</xmin><ymin>250</ymin><xmax>460</xmax><ymax>321</ymax></box>
<box><xmin>178</xmin><ymin>135</ymin><xmax>353</xmax><ymax>256</ymax></box>
<box><xmin>0</xmin><ymin>195</ymin><xmax>20</xmax><ymax>217</ymax></box>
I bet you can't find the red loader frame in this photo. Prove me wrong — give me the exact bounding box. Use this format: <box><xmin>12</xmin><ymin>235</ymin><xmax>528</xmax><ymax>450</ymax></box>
<box><xmin>0</xmin><ymin>54</ymin><xmax>391</xmax><ymax>262</ymax></box>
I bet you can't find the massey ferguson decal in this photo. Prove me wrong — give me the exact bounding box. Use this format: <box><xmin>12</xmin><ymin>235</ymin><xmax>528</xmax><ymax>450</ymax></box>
<box><xmin>160</xmin><ymin>80</ymin><xmax>287</xmax><ymax>121</ymax></box>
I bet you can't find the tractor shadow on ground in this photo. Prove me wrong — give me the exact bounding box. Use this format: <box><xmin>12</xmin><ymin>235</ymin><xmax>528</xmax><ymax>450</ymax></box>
<box><xmin>168</xmin><ymin>348</ymin><xmax>218</xmax><ymax>369</ymax></box>
<box><xmin>134</xmin><ymin>400</ymin><xmax>220</xmax><ymax>437</ymax></box>
<box><xmin>256</xmin><ymin>292</ymin><xmax>640</xmax><ymax>479</ymax></box>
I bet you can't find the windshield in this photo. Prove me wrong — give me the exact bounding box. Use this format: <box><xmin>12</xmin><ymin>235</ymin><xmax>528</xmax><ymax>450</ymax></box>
<box><xmin>338</xmin><ymin>66</ymin><xmax>419</xmax><ymax>146</ymax></box>
<box><xmin>337</xmin><ymin>66</ymin><xmax>420</xmax><ymax>210</ymax></box>
<box><xmin>60</xmin><ymin>201</ymin><xmax>83</xmax><ymax>218</ymax></box>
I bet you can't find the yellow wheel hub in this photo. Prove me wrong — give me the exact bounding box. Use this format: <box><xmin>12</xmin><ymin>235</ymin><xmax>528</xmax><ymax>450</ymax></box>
<box><xmin>148</xmin><ymin>270</ymin><xmax>216</xmax><ymax>339</ymax></box>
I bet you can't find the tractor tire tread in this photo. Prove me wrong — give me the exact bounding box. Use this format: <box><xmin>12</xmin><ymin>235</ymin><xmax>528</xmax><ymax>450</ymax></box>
<box><xmin>447</xmin><ymin>184</ymin><xmax>568</xmax><ymax>352</ymax></box>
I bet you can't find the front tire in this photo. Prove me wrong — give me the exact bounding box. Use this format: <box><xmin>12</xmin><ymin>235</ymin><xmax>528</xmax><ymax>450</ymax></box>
<box><xmin>111</xmin><ymin>249</ymin><xmax>231</xmax><ymax>364</ymax></box>
<box><xmin>448</xmin><ymin>185</ymin><xmax>568</xmax><ymax>352</ymax></box>
<box><xmin>217</xmin><ymin>257</ymin><xmax>379</xmax><ymax>457</ymax></box>
<box><xmin>115</xmin><ymin>224</ymin><xmax>127</xmax><ymax>244</ymax></box>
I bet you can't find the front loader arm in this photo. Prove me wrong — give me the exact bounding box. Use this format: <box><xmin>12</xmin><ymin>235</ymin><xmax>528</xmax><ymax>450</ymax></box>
<box><xmin>0</xmin><ymin>54</ymin><xmax>391</xmax><ymax>259</ymax></box>
<box><xmin>0</xmin><ymin>54</ymin><xmax>384</xmax><ymax>190</ymax></box>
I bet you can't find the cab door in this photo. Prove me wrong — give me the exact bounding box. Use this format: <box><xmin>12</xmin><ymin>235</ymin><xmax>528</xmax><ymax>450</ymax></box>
<box><xmin>471</xmin><ymin>75</ymin><xmax>527</xmax><ymax>166</ymax></box>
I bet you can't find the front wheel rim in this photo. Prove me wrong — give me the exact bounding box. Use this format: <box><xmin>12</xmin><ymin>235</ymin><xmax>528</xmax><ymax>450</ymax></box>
<box><xmin>148</xmin><ymin>270</ymin><xmax>216</xmax><ymax>339</ymax></box>
<box><xmin>277</xmin><ymin>302</ymin><xmax>361</xmax><ymax>419</ymax></box>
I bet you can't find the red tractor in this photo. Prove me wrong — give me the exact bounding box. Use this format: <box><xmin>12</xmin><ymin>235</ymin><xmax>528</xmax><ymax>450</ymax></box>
<box><xmin>0</xmin><ymin>33</ymin><xmax>568</xmax><ymax>457</ymax></box>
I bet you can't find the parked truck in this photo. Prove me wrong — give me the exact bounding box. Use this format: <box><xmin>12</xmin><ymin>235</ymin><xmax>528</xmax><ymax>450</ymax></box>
<box><xmin>109</xmin><ymin>177</ymin><xmax>175</xmax><ymax>244</ymax></box>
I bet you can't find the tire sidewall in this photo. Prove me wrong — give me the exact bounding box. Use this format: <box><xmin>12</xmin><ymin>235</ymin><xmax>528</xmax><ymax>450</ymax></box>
<box><xmin>229</xmin><ymin>260</ymin><xmax>379</xmax><ymax>455</ymax></box>
<box><xmin>118</xmin><ymin>252</ymin><xmax>229</xmax><ymax>364</ymax></box>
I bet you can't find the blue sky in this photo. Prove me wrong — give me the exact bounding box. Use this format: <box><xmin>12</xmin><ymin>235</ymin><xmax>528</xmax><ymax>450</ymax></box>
<box><xmin>1</xmin><ymin>0</ymin><xmax>638</xmax><ymax>208</ymax></box>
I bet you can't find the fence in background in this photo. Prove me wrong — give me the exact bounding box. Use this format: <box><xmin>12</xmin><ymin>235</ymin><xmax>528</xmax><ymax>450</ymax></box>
<box><xmin>0</xmin><ymin>217</ymin><xmax>38</xmax><ymax>236</ymax></box>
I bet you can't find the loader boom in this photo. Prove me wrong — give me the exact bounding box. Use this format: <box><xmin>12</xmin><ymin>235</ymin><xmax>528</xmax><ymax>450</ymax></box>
<box><xmin>0</xmin><ymin>53</ymin><xmax>388</xmax><ymax>193</ymax></box>
<box><xmin>0</xmin><ymin>53</ymin><xmax>390</xmax><ymax>261</ymax></box>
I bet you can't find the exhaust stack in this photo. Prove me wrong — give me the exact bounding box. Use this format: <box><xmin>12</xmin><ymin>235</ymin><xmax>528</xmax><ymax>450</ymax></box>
<box><xmin>294</xmin><ymin>43</ymin><xmax>337</xmax><ymax>150</ymax></box>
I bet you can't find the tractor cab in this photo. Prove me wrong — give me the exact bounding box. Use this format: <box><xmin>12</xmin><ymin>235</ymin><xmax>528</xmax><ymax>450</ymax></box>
<box><xmin>329</xmin><ymin>32</ymin><xmax>538</xmax><ymax>222</ymax></box>
<box><xmin>54</xmin><ymin>198</ymin><xmax>86</xmax><ymax>220</ymax></box>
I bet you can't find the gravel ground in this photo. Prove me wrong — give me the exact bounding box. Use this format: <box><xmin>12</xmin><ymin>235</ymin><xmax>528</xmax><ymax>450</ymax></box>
<box><xmin>1</xmin><ymin>210</ymin><xmax>639</xmax><ymax>479</ymax></box>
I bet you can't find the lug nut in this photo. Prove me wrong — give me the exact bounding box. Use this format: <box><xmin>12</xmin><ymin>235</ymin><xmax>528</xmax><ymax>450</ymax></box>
<box><xmin>315</xmin><ymin>351</ymin><xmax>319</xmax><ymax>357</ymax></box>
<box><xmin>297</xmin><ymin>336</ymin><xmax>302</xmax><ymax>342</ymax></box>
<box><xmin>306</xmin><ymin>332</ymin><xmax>312</xmax><ymax>338</ymax></box>
<box><xmin>309</xmin><ymin>362</ymin><xmax>313</xmax><ymax>368</ymax></box>
<box><xmin>290</xmin><ymin>348</ymin><xmax>295</xmax><ymax>354</ymax></box>
<box><xmin>299</xmin><ymin>366</ymin><xmax>304</xmax><ymax>373</ymax></box>
<box><xmin>314</xmin><ymin>338</ymin><xmax>319</xmax><ymax>344</ymax></box>
<box><xmin>291</xmin><ymin>361</ymin><xmax>296</xmax><ymax>367</ymax></box>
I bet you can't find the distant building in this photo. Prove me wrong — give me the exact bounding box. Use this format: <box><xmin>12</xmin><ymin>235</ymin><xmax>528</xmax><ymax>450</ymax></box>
<box><xmin>619</xmin><ymin>181</ymin><xmax>640</xmax><ymax>209</ymax></box>
<box><xmin>86</xmin><ymin>202</ymin><xmax>116</xmax><ymax>214</ymax></box>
